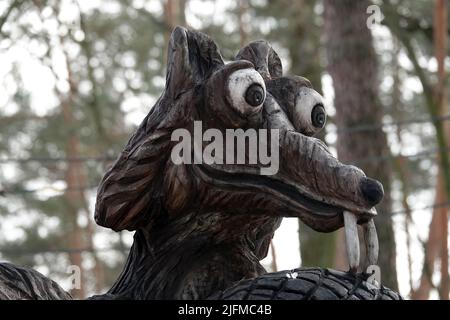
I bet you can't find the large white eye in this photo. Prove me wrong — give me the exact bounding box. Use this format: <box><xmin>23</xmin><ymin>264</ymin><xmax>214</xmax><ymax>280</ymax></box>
<box><xmin>293</xmin><ymin>87</ymin><xmax>326</xmax><ymax>135</ymax></box>
<box><xmin>227</xmin><ymin>68</ymin><xmax>266</xmax><ymax>115</ymax></box>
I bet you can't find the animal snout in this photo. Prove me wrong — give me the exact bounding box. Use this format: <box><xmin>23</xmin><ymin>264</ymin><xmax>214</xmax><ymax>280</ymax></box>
<box><xmin>359</xmin><ymin>177</ymin><xmax>384</xmax><ymax>207</ymax></box>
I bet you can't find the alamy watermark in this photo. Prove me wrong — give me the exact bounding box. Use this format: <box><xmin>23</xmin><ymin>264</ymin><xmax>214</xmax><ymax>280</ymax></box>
<box><xmin>286</xmin><ymin>265</ymin><xmax>381</xmax><ymax>288</ymax></box>
<box><xmin>170</xmin><ymin>121</ymin><xmax>280</xmax><ymax>175</ymax></box>
<box><xmin>366</xmin><ymin>264</ymin><xmax>381</xmax><ymax>287</ymax></box>
<box><xmin>367</xmin><ymin>4</ymin><xmax>384</xmax><ymax>30</ymax></box>
<box><xmin>67</xmin><ymin>265</ymin><xmax>81</xmax><ymax>290</ymax></box>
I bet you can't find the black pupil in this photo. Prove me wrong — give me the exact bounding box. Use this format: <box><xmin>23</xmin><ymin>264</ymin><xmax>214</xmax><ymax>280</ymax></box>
<box><xmin>311</xmin><ymin>104</ymin><xmax>326</xmax><ymax>128</ymax></box>
<box><xmin>245</xmin><ymin>84</ymin><xmax>265</xmax><ymax>107</ymax></box>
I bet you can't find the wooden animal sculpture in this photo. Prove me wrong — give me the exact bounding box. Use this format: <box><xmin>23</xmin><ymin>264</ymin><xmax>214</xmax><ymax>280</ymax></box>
<box><xmin>0</xmin><ymin>27</ymin><xmax>400</xmax><ymax>300</ymax></box>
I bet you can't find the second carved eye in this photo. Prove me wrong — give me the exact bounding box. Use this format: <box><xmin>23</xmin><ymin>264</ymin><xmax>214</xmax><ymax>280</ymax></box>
<box><xmin>227</xmin><ymin>68</ymin><xmax>266</xmax><ymax>115</ymax></box>
<box><xmin>293</xmin><ymin>87</ymin><xmax>327</xmax><ymax>136</ymax></box>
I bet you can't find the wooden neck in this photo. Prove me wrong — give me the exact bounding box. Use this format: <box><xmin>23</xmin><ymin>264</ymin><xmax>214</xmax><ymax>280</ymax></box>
<box><xmin>105</xmin><ymin>225</ymin><xmax>266</xmax><ymax>299</ymax></box>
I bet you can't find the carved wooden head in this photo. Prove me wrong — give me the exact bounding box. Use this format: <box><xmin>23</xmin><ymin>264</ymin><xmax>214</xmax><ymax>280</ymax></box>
<box><xmin>94</xmin><ymin>27</ymin><xmax>383</xmax><ymax>254</ymax></box>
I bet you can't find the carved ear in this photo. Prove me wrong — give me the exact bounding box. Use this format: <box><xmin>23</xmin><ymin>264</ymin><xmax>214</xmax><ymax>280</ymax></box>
<box><xmin>94</xmin><ymin>116</ymin><xmax>170</xmax><ymax>231</ymax></box>
<box><xmin>165</xmin><ymin>26</ymin><xmax>224</xmax><ymax>99</ymax></box>
<box><xmin>94</xmin><ymin>27</ymin><xmax>224</xmax><ymax>231</ymax></box>
<box><xmin>235</xmin><ymin>40</ymin><xmax>283</xmax><ymax>80</ymax></box>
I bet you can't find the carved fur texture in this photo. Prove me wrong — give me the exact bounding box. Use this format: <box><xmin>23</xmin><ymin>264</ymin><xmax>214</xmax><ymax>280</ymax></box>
<box><xmin>0</xmin><ymin>263</ymin><xmax>71</xmax><ymax>300</ymax></box>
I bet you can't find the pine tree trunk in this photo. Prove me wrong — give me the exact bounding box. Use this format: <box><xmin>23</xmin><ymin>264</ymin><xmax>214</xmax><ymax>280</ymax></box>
<box><xmin>58</xmin><ymin>12</ymin><xmax>87</xmax><ymax>297</ymax></box>
<box><xmin>412</xmin><ymin>178</ymin><xmax>444</xmax><ymax>299</ymax></box>
<box><xmin>434</xmin><ymin>0</ymin><xmax>449</xmax><ymax>300</ymax></box>
<box><xmin>163</xmin><ymin>0</ymin><xmax>186</xmax><ymax>65</ymax></box>
<box><xmin>323</xmin><ymin>0</ymin><xmax>398</xmax><ymax>290</ymax></box>
<box><xmin>412</xmin><ymin>0</ymin><xmax>449</xmax><ymax>300</ymax></box>
<box><xmin>237</xmin><ymin>0</ymin><xmax>248</xmax><ymax>47</ymax></box>
<box><xmin>62</xmin><ymin>102</ymin><xmax>86</xmax><ymax>299</ymax></box>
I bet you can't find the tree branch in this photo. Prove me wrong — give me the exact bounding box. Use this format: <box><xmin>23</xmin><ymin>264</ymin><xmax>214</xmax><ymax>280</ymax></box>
<box><xmin>383</xmin><ymin>0</ymin><xmax>450</xmax><ymax>199</ymax></box>
<box><xmin>0</xmin><ymin>0</ymin><xmax>23</xmax><ymax>33</ymax></box>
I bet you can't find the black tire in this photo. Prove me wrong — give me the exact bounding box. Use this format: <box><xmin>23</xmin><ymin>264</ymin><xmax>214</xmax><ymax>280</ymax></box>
<box><xmin>209</xmin><ymin>267</ymin><xmax>402</xmax><ymax>300</ymax></box>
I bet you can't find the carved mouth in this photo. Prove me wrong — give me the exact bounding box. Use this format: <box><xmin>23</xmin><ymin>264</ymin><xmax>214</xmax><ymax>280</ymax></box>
<box><xmin>194</xmin><ymin>164</ymin><xmax>375</xmax><ymax>223</ymax></box>
<box><xmin>194</xmin><ymin>163</ymin><xmax>379</xmax><ymax>272</ymax></box>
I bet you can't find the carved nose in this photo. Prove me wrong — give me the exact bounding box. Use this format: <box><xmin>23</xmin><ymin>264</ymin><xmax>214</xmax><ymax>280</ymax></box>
<box><xmin>359</xmin><ymin>177</ymin><xmax>384</xmax><ymax>207</ymax></box>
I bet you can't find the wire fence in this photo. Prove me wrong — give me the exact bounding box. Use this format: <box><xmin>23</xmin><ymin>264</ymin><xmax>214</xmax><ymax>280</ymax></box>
<box><xmin>331</xmin><ymin>113</ymin><xmax>450</xmax><ymax>134</ymax></box>
<box><xmin>0</xmin><ymin>112</ymin><xmax>448</xmax><ymax>164</ymax></box>
<box><xmin>1</xmin><ymin>200</ymin><xmax>449</xmax><ymax>257</ymax></box>
<box><xmin>0</xmin><ymin>143</ymin><xmax>447</xmax><ymax>167</ymax></box>
<box><xmin>0</xmin><ymin>247</ymin><xmax>129</xmax><ymax>256</ymax></box>
<box><xmin>0</xmin><ymin>144</ymin><xmax>446</xmax><ymax>195</ymax></box>
<box><xmin>0</xmin><ymin>155</ymin><xmax>116</xmax><ymax>164</ymax></box>
<box><xmin>0</xmin><ymin>112</ymin><xmax>448</xmax><ymax>258</ymax></box>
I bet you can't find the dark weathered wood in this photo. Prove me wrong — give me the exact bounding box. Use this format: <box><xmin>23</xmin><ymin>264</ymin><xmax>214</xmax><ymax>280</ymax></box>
<box><xmin>0</xmin><ymin>27</ymin><xmax>398</xmax><ymax>300</ymax></box>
